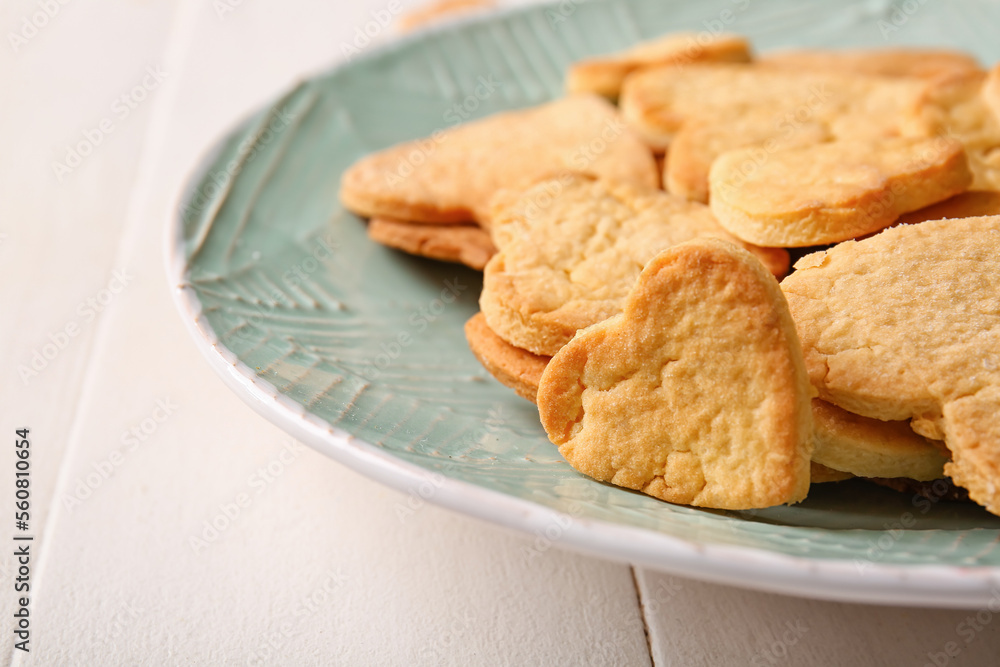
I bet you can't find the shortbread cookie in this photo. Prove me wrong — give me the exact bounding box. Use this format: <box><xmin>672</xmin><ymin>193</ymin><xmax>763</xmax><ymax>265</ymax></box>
<box><xmin>464</xmin><ymin>309</ymin><xmax>910</xmax><ymax>489</ymax></box>
<box><xmin>368</xmin><ymin>218</ymin><xmax>496</xmax><ymax>270</ymax></box>
<box><xmin>464</xmin><ymin>312</ymin><xmax>547</xmax><ymax>402</ymax></box>
<box><xmin>619</xmin><ymin>64</ymin><xmax>930</xmax><ymax>150</ymax></box>
<box><xmin>811</xmin><ymin>463</ymin><xmax>853</xmax><ymax>484</ymax></box>
<box><xmin>760</xmin><ymin>48</ymin><xmax>982</xmax><ymax>81</ymax></box>
<box><xmin>666</xmin><ymin>112</ymin><xmax>831</xmax><ymax>202</ymax></box>
<box><xmin>812</xmin><ymin>400</ymin><xmax>947</xmax><ymax>481</ymax></box>
<box><xmin>567</xmin><ymin>32</ymin><xmax>751</xmax><ymax>99</ymax></box>
<box><xmin>537</xmin><ymin>239</ymin><xmax>813</xmax><ymax>510</ymax></box>
<box><xmin>912</xmin><ymin>71</ymin><xmax>1000</xmax><ymax>192</ymax></box>
<box><xmin>398</xmin><ymin>0</ymin><xmax>495</xmax><ymax>31</ymax></box>
<box><xmin>481</xmin><ymin>173</ymin><xmax>790</xmax><ymax>356</ymax></box>
<box><xmin>709</xmin><ymin>137</ymin><xmax>972</xmax><ymax>246</ymax></box>
<box><xmin>985</xmin><ymin>64</ymin><xmax>1000</xmax><ymax>123</ymax></box>
<box><xmin>340</xmin><ymin>95</ymin><xmax>658</xmax><ymax>224</ymax></box>
<box><xmin>781</xmin><ymin>215</ymin><xmax>1000</xmax><ymax>514</ymax></box>
<box><xmin>895</xmin><ymin>190</ymin><xmax>1000</xmax><ymax>226</ymax></box>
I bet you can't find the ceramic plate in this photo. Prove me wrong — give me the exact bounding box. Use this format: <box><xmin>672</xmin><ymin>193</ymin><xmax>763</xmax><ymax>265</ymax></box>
<box><xmin>168</xmin><ymin>0</ymin><xmax>1000</xmax><ymax>607</ymax></box>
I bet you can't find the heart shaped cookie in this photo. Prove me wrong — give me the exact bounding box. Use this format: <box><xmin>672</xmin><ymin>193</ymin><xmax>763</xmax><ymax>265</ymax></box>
<box><xmin>709</xmin><ymin>137</ymin><xmax>972</xmax><ymax>246</ymax></box>
<box><xmin>566</xmin><ymin>32</ymin><xmax>750</xmax><ymax>99</ymax></box>
<box><xmin>340</xmin><ymin>94</ymin><xmax>658</xmax><ymax>224</ymax></box>
<box><xmin>480</xmin><ymin>173</ymin><xmax>789</xmax><ymax>357</ymax></box>
<box><xmin>537</xmin><ymin>238</ymin><xmax>813</xmax><ymax>509</ymax></box>
<box><xmin>781</xmin><ymin>215</ymin><xmax>1000</xmax><ymax>514</ymax></box>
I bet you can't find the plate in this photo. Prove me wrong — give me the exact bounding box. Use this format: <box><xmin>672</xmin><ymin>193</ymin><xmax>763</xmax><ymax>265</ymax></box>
<box><xmin>167</xmin><ymin>0</ymin><xmax>1000</xmax><ymax>607</ymax></box>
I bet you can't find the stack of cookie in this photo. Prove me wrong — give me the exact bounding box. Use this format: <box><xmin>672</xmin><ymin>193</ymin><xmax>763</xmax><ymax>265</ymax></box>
<box><xmin>340</xmin><ymin>32</ymin><xmax>1000</xmax><ymax>513</ymax></box>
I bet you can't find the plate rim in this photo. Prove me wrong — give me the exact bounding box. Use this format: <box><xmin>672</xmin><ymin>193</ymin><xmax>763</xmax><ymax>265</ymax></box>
<box><xmin>164</xmin><ymin>0</ymin><xmax>1000</xmax><ymax>609</ymax></box>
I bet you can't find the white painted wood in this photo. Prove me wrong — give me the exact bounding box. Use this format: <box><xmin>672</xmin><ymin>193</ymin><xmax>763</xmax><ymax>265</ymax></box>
<box><xmin>0</xmin><ymin>1</ymin><xmax>181</xmax><ymax>660</ymax></box>
<box><xmin>6</xmin><ymin>1</ymin><xmax>651</xmax><ymax>664</ymax></box>
<box><xmin>9</xmin><ymin>0</ymin><xmax>1000</xmax><ymax>664</ymax></box>
<box><xmin>637</xmin><ymin>569</ymin><xmax>1000</xmax><ymax>666</ymax></box>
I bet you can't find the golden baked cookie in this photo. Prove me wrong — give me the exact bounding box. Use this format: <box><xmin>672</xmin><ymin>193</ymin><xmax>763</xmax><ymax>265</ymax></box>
<box><xmin>913</xmin><ymin>71</ymin><xmax>1000</xmax><ymax>192</ymax></box>
<box><xmin>480</xmin><ymin>173</ymin><xmax>789</xmax><ymax>356</ymax></box>
<box><xmin>398</xmin><ymin>0</ymin><xmax>495</xmax><ymax>31</ymax></box>
<box><xmin>709</xmin><ymin>137</ymin><xmax>972</xmax><ymax>247</ymax></box>
<box><xmin>759</xmin><ymin>48</ymin><xmax>982</xmax><ymax>81</ymax></box>
<box><xmin>464</xmin><ymin>312</ymin><xmax>548</xmax><ymax>402</ymax></box>
<box><xmin>665</xmin><ymin>111</ymin><xmax>831</xmax><ymax>202</ymax></box>
<box><xmin>895</xmin><ymin>190</ymin><xmax>1000</xmax><ymax>226</ymax></box>
<box><xmin>368</xmin><ymin>218</ymin><xmax>495</xmax><ymax>270</ymax></box>
<box><xmin>619</xmin><ymin>64</ymin><xmax>930</xmax><ymax>151</ymax></box>
<box><xmin>537</xmin><ymin>239</ymin><xmax>813</xmax><ymax>510</ymax></box>
<box><xmin>811</xmin><ymin>400</ymin><xmax>948</xmax><ymax>481</ymax></box>
<box><xmin>566</xmin><ymin>32</ymin><xmax>750</xmax><ymax>99</ymax></box>
<box><xmin>985</xmin><ymin>64</ymin><xmax>1000</xmax><ymax>122</ymax></box>
<box><xmin>340</xmin><ymin>94</ymin><xmax>658</xmax><ymax>224</ymax></box>
<box><xmin>781</xmin><ymin>215</ymin><xmax>1000</xmax><ymax>515</ymax></box>
<box><xmin>811</xmin><ymin>463</ymin><xmax>853</xmax><ymax>484</ymax></box>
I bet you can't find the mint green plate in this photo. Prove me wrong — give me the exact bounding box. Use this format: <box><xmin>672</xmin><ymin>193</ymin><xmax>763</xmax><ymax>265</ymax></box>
<box><xmin>168</xmin><ymin>0</ymin><xmax>1000</xmax><ymax>607</ymax></box>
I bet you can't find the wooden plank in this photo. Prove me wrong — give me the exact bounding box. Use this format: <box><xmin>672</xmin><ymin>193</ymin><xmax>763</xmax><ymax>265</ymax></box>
<box><xmin>16</xmin><ymin>1</ymin><xmax>652</xmax><ymax>664</ymax></box>
<box><xmin>637</xmin><ymin>568</ymin><xmax>1000</xmax><ymax>666</ymax></box>
<box><xmin>0</xmin><ymin>0</ymin><xmax>180</xmax><ymax>661</ymax></box>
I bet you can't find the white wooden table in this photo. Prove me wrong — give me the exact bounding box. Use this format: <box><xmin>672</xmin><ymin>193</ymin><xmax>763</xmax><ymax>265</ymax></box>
<box><xmin>3</xmin><ymin>1</ymin><xmax>1000</xmax><ymax>664</ymax></box>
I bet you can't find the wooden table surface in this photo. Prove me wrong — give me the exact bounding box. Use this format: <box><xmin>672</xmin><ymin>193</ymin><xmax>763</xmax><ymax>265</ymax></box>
<box><xmin>3</xmin><ymin>1</ymin><xmax>1000</xmax><ymax>664</ymax></box>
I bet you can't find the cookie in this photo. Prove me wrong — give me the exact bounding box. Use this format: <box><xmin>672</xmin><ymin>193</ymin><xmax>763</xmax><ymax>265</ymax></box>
<box><xmin>986</xmin><ymin>64</ymin><xmax>1000</xmax><ymax>122</ymax></box>
<box><xmin>537</xmin><ymin>238</ymin><xmax>813</xmax><ymax>510</ymax></box>
<box><xmin>913</xmin><ymin>71</ymin><xmax>1000</xmax><ymax>192</ymax></box>
<box><xmin>780</xmin><ymin>215</ymin><xmax>1000</xmax><ymax>514</ymax></box>
<box><xmin>895</xmin><ymin>190</ymin><xmax>1000</xmax><ymax>226</ymax></box>
<box><xmin>709</xmin><ymin>137</ymin><xmax>972</xmax><ymax>247</ymax></box>
<box><xmin>811</xmin><ymin>463</ymin><xmax>853</xmax><ymax>484</ymax></box>
<box><xmin>464</xmin><ymin>312</ymin><xmax>548</xmax><ymax>402</ymax></box>
<box><xmin>619</xmin><ymin>64</ymin><xmax>930</xmax><ymax>151</ymax></box>
<box><xmin>759</xmin><ymin>48</ymin><xmax>982</xmax><ymax>81</ymax></box>
<box><xmin>665</xmin><ymin>111</ymin><xmax>831</xmax><ymax>202</ymax></box>
<box><xmin>398</xmin><ymin>0</ymin><xmax>495</xmax><ymax>31</ymax></box>
<box><xmin>340</xmin><ymin>94</ymin><xmax>658</xmax><ymax>224</ymax></box>
<box><xmin>368</xmin><ymin>218</ymin><xmax>496</xmax><ymax>270</ymax></box>
<box><xmin>812</xmin><ymin>400</ymin><xmax>948</xmax><ymax>481</ymax></box>
<box><xmin>480</xmin><ymin>173</ymin><xmax>789</xmax><ymax>356</ymax></box>
<box><xmin>566</xmin><ymin>32</ymin><xmax>751</xmax><ymax>99</ymax></box>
